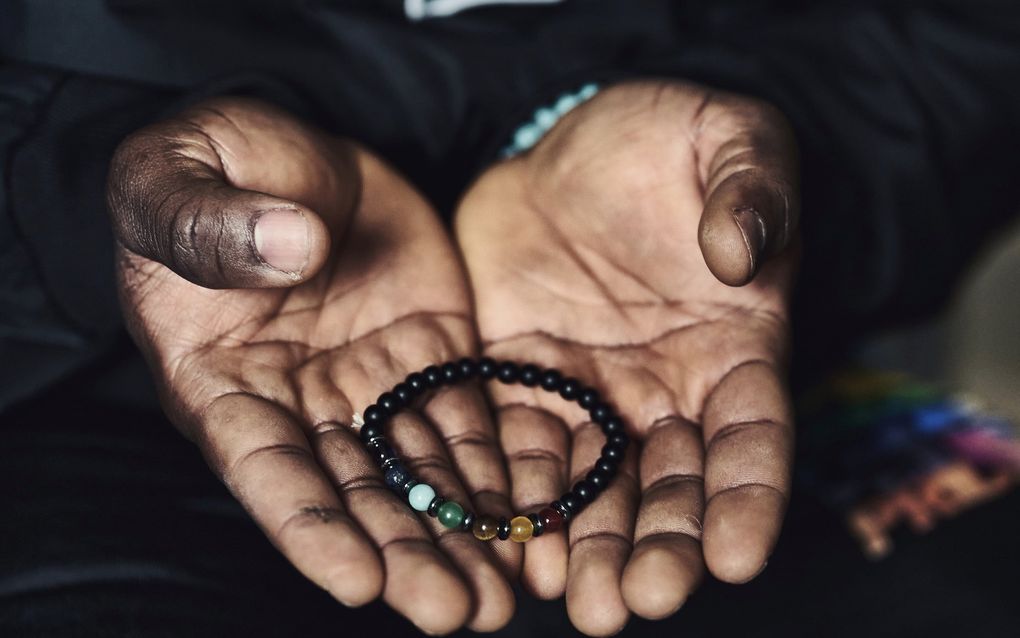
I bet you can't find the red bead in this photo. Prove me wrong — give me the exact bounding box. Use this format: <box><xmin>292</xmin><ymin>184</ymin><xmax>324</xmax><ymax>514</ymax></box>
<box><xmin>540</xmin><ymin>507</ymin><xmax>564</xmax><ymax>532</ymax></box>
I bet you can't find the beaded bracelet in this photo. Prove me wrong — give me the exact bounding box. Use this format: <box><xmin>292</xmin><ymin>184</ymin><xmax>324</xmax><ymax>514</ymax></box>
<box><xmin>499</xmin><ymin>83</ymin><xmax>600</xmax><ymax>158</ymax></box>
<box><xmin>352</xmin><ymin>357</ymin><xmax>628</xmax><ymax>543</ymax></box>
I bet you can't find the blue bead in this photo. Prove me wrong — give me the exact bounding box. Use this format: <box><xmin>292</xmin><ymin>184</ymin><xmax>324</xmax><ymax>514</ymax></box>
<box><xmin>554</xmin><ymin>94</ymin><xmax>580</xmax><ymax>115</ymax></box>
<box><xmin>578</xmin><ymin>83</ymin><xmax>599</xmax><ymax>100</ymax></box>
<box><xmin>513</xmin><ymin>122</ymin><xmax>543</xmax><ymax>150</ymax></box>
<box><xmin>408</xmin><ymin>483</ymin><xmax>436</xmax><ymax>512</ymax></box>
<box><xmin>534</xmin><ymin>107</ymin><xmax>558</xmax><ymax>130</ymax></box>
<box><xmin>384</xmin><ymin>464</ymin><xmax>412</xmax><ymax>492</ymax></box>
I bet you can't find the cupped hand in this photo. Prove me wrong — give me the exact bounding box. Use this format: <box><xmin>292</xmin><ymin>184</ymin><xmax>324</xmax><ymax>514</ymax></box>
<box><xmin>455</xmin><ymin>81</ymin><xmax>799</xmax><ymax>635</ymax></box>
<box><xmin>107</xmin><ymin>98</ymin><xmax>519</xmax><ymax>634</ymax></box>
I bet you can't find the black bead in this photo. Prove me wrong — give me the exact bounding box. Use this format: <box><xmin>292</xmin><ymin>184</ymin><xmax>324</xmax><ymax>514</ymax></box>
<box><xmin>457</xmin><ymin>357</ymin><xmax>477</xmax><ymax>378</ymax></box>
<box><xmin>519</xmin><ymin>364</ymin><xmax>541</xmax><ymax>387</ymax></box>
<box><xmin>497</xmin><ymin>517</ymin><xmax>511</xmax><ymax>540</ymax></box>
<box><xmin>601</xmin><ymin>443</ymin><xmax>625</xmax><ymax>462</ymax></box>
<box><xmin>406</xmin><ymin>372</ymin><xmax>426</xmax><ymax>393</ymax></box>
<box><xmin>607</xmin><ymin>432</ymin><xmax>629</xmax><ymax>449</ymax></box>
<box><xmin>595</xmin><ymin>458</ymin><xmax>618</xmax><ymax>475</ymax></box>
<box><xmin>377</xmin><ymin>392</ymin><xmax>401</xmax><ymax>413</ymax></box>
<box><xmin>602</xmin><ymin>416</ymin><xmax>624</xmax><ymax>435</ymax></box>
<box><xmin>402</xmin><ymin>478</ymin><xmax>419</xmax><ymax>495</ymax></box>
<box><xmin>364</xmin><ymin>404</ymin><xmax>387</xmax><ymax>425</ymax></box>
<box><xmin>497</xmin><ymin>361</ymin><xmax>520</xmax><ymax>384</ymax></box>
<box><xmin>561</xmin><ymin>492</ymin><xmax>582</xmax><ymax>514</ymax></box>
<box><xmin>540</xmin><ymin>369</ymin><xmax>563</xmax><ymax>392</ymax></box>
<box><xmin>572</xmin><ymin>480</ymin><xmax>595</xmax><ymax>503</ymax></box>
<box><xmin>427</xmin><ymin>495</ymin><xmax>446</xmax><ymax>517</ymax></box>
<box><xmin>392</xmin><ymin>382</ymin><xmax>413</xmax><ymax>404</ymax></box>
<box><xmin>384</xmin><ymin>464</ymin><xmax>413</xmax><ymax>492</ymax></box>
<box><xmin>586</xmin><ymin>469</ymin><xmax>610</xmax><ymax>490</ymax></box>
<box><xmin>551</xmin><ymin>500</ymin><xmax>572</xmax><ymax>521</ymax></box>
<box><xmin>359</xmin><ymin>424</ymin><xmax>384</xmax><ymax>443</ymax></box>
<box><xmin>578</xmin><ymin>388</ymin><xmax>601</xmax><ymax>409</ymax></box>
<box><xmin>367</xmin><ymin>440</ymin><xmax>395</xmax><ymax>466</ymax></box>
<box><xmin>423</xmin><ymin>365</ymin><xmax>443</xmax><ymax>387</ymax></box>
<box><xmin>529</xmin><ymin>513</ymin><xmax>544</xmax><ymax>537</ymax></box>
<box><xmin>478</xmin><ymin>357</ymin><xmax>497</xmax><ymax>379</ymax></box>
<box><xmin>441</xmin><ymin>362</ymin><xmax>460</xmax><ymax>384</ymax></box>
<box><xmin>460</xmin><ymin>510</ymin><xmax>475</xmax><ymax>532</ymax></box>
<box><xmin>559</xmin><ymin>378</ymin><xmax>582</xmax><ymax>400</ymax></box>
<box><xmin>589</xmin><ymin>402</ymin><xmax>612</xmax><ymax>425</ymax></box>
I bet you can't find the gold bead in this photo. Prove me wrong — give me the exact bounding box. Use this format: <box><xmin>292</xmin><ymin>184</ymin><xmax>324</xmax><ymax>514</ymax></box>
<box><xmin>509</xmin><ymin>515</ymin><xmax>534</xmax><ymax>543</ymax></box>
<box><xmin>473</xmin><ymin>515</ymin><xmax>499</xmax><ymax>541</ymax></box>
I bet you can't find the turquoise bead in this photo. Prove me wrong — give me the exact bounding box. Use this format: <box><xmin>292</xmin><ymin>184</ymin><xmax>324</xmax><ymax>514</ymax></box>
<box><xmin>513</xmin><ymin>122</ymin><xmax>543</xmax><ymax>150</ymax></box>
<box><xmin>534</xmin><ymin>107</ymin><xmax>558</xmax><ymax>130</ymax></box>
<box><xmin>578</xmin><ymin>83</ymin><xmax>599</xmax><ymax>100</ymax></box>
<box><xmin>554</xmin><ymin>93</ymin><xmax>580</xmax><ymax>115</ymax></box>
<box><xmin>408</xmin><ymin>483</ymin><xmax>435</xmax><ymax>512</ymax></box>
<box><xmin>437</xmin><ymin>501</ymin><xmax>465</xmax><ymax>529</ymax></box>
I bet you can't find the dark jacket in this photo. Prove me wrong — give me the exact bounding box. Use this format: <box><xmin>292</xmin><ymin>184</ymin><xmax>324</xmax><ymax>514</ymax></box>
<box><xmin>2</xmin><ymin>0</ymin><xmax>1020</xmax><ymax>409</ymax></box>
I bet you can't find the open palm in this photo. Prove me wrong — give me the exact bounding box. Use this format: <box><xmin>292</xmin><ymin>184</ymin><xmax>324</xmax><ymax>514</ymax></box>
<box><xmin>456</xmin><ymin>81</ymin><xmax>799</xmax><ymax>635</ymax></box>
<box><xmin>111</xmin><ymin>99</ymin><xmax>517</xmax><ymax>634</ymax></box>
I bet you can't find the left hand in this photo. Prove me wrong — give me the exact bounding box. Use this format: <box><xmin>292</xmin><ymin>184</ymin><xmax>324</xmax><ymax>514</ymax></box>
<box><xmin>455</xmin><ymin>80</ymin><xmax>799</xmax><ymax>635</ymax></box>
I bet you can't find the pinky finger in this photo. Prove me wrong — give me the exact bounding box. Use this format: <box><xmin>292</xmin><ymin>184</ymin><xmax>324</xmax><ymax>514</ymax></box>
<box><xmin>701</xmin><ymin>360</ymin><xmax>794</xmax><ymax>583</ymax></box>
<box><xmin>198</xmin><ymin>392</ymin><xmax>384</xmax><ymax>606</ymax></box>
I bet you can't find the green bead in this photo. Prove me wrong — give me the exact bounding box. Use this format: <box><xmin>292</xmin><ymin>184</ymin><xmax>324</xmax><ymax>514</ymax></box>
<box><xmin>437</xmin><ymin>501</ymin><xmax>465</xmax><ymax>529</ymax></box>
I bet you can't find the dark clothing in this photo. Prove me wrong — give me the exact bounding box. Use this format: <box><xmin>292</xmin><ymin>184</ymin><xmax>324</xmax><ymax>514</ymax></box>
<box><xmin>3</xmin><ymin>1</ymin><xmax>1020</xmax><ymax>635</ymax></box>
<box><xmin>3</xmin><ymin>0</ymin><xmax>1020</xmax><ymax>407</ymax></box>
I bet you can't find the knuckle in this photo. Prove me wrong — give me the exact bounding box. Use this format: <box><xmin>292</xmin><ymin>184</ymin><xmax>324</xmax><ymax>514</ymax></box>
<box><xmin>167</xmin><ymin>189</ymin><xmax>231</xmax><ymax>284</ymax></box>
<box><xmin>277</xmin><ymin>505</ymin><xmax>350</xmax><ymax>538</ymax></box>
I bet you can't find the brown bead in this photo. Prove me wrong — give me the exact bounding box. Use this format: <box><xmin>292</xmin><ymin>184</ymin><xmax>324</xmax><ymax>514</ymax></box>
<box><xmin>540</xmin><ymin>507</ymin><xmax>564</xmax><ymax>533</ymax></box>
<box><xmin>509</xmin><ymin>515</ymin><xmax>534</xmax><ymax>543</ymax></box>
<box><xmin>472</xmin><ymin>515</ymin><xmax>499</xmax><ymax>541</ymax></box>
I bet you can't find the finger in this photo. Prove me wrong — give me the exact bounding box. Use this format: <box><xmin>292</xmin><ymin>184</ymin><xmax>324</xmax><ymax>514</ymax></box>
<box><xmin>197</xmin><ymin>393</ymin><xmax>383</xmax><ymax>607</ymax></box>
<box><xmin>421</xmin><ymin>386</ymin><xmax>522</xmax><ymax>579</ymax></box>
<box><xmin>697</xmin><ymin>101</ymin><xmax>799</xmax><ymax>286</ymax></box>
<box><xmin>621</xmin><ymin>416</ymin><xmax>705</xmax><ymax>619</ymax></box>
<box><xmin>312</xmin><ymin>421</ymin><xmax>475</xmax><ymax>635</ymax></box>
<box><xmin>701</xmin><ymin>360</ymin><xmax>794</xmax><ymax>583</ymax></box>
<box><xmin>498</xmin><ymin>404</ymin><xmax>571</xmax><ymax>599</ymax></box>
<box><xmin>107</xmin><ymin>99</ymin><xmax>350</xmax><ymax>288</ymax></box>
<box><xmin>389</xmin><ymin>409</ymin><xmax>516</xmax><ymax>632</ymax></box>
<box><xmin>566</xmin><ymin>422</ymin><xmax>639</xmax><ymax>637</ymax></box>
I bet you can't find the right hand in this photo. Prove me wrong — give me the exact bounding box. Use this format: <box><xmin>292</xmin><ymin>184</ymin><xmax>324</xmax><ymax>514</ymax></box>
<box><xmin>107</xmin><ymin>98</ymin><xmax>519</xmax><ymax>634</ymax></box>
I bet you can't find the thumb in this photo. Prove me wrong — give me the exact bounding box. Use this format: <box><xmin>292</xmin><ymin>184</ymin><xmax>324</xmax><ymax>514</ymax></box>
<box><xmin>697</xmin><ymin>105</ymin><xmax>799</xmax><ymax>287</ymax></box>
<box><xmin>106</xmin><ymin>104</ymin><xmax>342</xmax><ymax>289</ymax></box>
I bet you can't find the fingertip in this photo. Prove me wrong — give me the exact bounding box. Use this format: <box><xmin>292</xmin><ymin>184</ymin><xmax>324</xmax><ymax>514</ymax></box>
<box><xmin>703</xmin><ymin>485</ymin><xmax>784</xmax><ymax>584</ymax></box>
<box><xmin>621</xmin><ymin>538</ymin><xmax>702</xmax><ymax>620</ymax></box>
<box><xmin>383</xmin><ymin>543</ymin><xmax>472</xmax><ymax>635</ymax></box>
<box><xmin>252</xmin><ymin>204</ymin><xmax>331</xmax><ymax>285</ymax></box>
<box><xmin>566</xmin><ymin>543</ymin><xmax>631</xmax><ymax>637</ymax></box>
<box><xmin>323</xmin><ymin>549</ymin><xmax>384</xmax><ymax>607</ymax></box>
<box><xmin>465</xmin><ymin>561</ymin><xmax>517</xmax><ymax>632</ymax></box>
<box><xmin>698</xmin><ymin>205</ymin><xmax>759</xmax><ymax>287</ymax></box>
<box><xmin>298</xmin><ymin>205</ymin><xmax>332</xmax><ymax>280</ymax></box>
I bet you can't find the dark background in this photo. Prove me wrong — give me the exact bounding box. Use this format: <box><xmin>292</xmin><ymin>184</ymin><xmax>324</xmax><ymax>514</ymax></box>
<box><xmin>3</xmin><ymin>1</ymin><xmax>1020</xmax><ymax>635</ymax></box>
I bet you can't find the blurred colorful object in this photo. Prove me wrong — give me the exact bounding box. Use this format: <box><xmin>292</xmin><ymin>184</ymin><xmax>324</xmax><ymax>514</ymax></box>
<box><xmin>797</xmin><ymin>369</ymin><xmax>1019</xmax><ymax>558</ymax></box>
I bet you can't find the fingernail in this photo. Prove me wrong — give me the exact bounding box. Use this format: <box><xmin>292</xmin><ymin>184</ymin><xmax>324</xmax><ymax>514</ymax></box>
<box><xmin>731</xmin><ymin>206</ymin><xmax>767</xmax><ymax>274</ymax></box>
<box><xmin>254</xmin><ymin>209</ymin><xmax>309</xmax><ymax>273</ymax></box>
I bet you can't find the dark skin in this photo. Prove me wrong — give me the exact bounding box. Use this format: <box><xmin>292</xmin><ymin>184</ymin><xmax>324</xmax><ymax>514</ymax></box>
<box><xmin>107</xmin><ymin>80</ymin><xmax>799</xmax><ymax>636</ymax></box>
